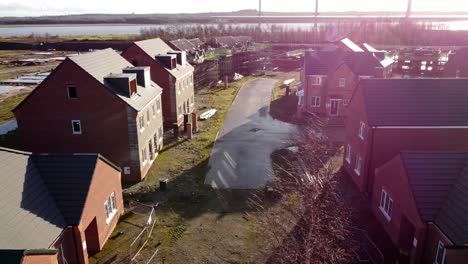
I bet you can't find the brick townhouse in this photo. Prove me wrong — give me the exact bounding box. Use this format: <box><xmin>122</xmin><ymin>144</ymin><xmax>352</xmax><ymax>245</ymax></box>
<box><xmin>372</xmin><ymin>151</ymin><xmax>468</xmax><ymax>264</ymax></box>
<box><xmin>300</xmin><ymin>38</ymin><xmax>393</xmax><ymax>123</ymax></box>
<box><xmin>343</xmin><ymin>78</ymin><xmax>468</xmax><ymax>193</ymax></box>
<box><xmin>14</xmin><ymin>49</ymin><xmax>164</xmax><ymax>182</ymax></box>
<box><xmin>122</xmin><ymin>38</ymin><xmax>195</xmax><ymax>127</ymax></box>
<box><xmin>0</xmin><ymin>147</ymin><xmax>124</xmax><ymax>264</ymax></box>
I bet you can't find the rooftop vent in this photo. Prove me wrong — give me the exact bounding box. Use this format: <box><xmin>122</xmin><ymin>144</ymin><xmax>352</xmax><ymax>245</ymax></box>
<box><xmin>123</xmin><ymin>67</ymin><xmax>151</xmax><ymax>88</ymax></box>
<box><xmin>104</xmin><ymin>73</ymin><xmax>137</xmax><ymax>98</ymax></box>
<box><xmin>167</xmin><ymin>51</ymin><xmax>187</xmax><ymax>66</ymax></box>
<box><xmin>155</xmin><ymin>54</ymin><xmax>177</xmax><ymax>70</ymax></box>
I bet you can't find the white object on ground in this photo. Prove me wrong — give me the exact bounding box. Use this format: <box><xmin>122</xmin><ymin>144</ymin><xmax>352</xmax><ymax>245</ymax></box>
<box><xmin>200</xmin><ymin>109</ymin><xmax>217</xmax><ymax>120</ymax></box>
<box><xmin>283</xmin><ymin>79</ymin><xmax>295</xmax><ymax>86</ymax></box>
<box><xmin>233</xmin><ymin>73</ymin><xmax>244</xmax><ymax>81</ymax></box>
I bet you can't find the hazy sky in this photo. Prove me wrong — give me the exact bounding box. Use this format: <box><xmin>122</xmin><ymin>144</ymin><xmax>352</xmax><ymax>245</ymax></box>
<box><xmin>0</xmin><ymin>0</ymin><xmax>466</xmax><ymax>17</ymax></box>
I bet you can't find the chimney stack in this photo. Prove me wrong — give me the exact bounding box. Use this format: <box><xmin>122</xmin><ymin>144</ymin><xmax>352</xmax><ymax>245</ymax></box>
<box><xmin>155</xmin><ymin>54</ymin><xmax>177</xmax><ymax>70</ymax></box>
<box><xmin>123</xmin><ymin>67</ymin><xmax>151</xmax><ymax>88</ymax></box>
<box><xmin>167</xmin><ymin>51</ymin><xmax>187</xmax><ymax>65</ymax></box>
<box><xmin>104</xmin><ymin>73</ymin><xmax>137</xmax><ymax>97</ymax></box>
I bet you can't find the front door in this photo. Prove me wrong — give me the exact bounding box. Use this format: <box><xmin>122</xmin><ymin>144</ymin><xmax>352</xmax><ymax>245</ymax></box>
<box><xmin>398</xmin><ymin>215</ymin><xmax>416</xmax><ymax>264</ymax></box>
<box><xmin>330</xmin><ymin>100</ymin><xmax>339</xmax><ymax>116</ymax></box>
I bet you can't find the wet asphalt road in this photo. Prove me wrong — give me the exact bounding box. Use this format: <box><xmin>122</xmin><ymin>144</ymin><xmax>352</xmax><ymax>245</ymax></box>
<box><xmin>204</xmin><ymin>78</ymin><xmax>297</xmax><ymax>189</ymax></box>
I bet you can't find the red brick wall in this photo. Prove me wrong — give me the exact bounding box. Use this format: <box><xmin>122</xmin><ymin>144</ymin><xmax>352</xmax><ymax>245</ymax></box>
<box><xmin>80</xmin><ymin>159</ymin><xmax>124</xmax><ymax>249</ymax></box>
<box><xmin>421</xmin><ymin>224</ymin><xmax>468</xmax><ymax>264</ymax></box>
<box><xmin>326</xmin><ymin>64</ymin><xmax>359</xmax><ymax>117</ymax></box>
<box><xmin>369</xmin><ymin>128</ymin><xmax>468</xmax><ymax>192</ymax></box>
<box><xmin>344</xmin><ymin>85</ymin><xmax>468</xmax><ymax>193</ymax></box>
<box><xmin>343</xmin><ymin>86</ymin><xmax>371</xmax><ymax>192</ymax></box>
<box><xmin>122</xmin><ymin>45</ymin><xmax>180</xmax><ymax>127</ymax></box>
<box><xmin>303</xmin><ymin>75</ymin><xmax>327</xmax><ymax>115</ymax></box>
<box><xmin>22</xmin><ymin>254</ymin><xmax>59</xmax><ymax>264</ymax></box>
<box><xmin>372</xmin><ymin>155</ymin><xmax>427</xmax><ymax>263</ymax></box>
<box><xmin>76</xmin><ymin>158</ymin><xmax>123</xmax><ymax>263</ymax></box>
<box><xmin>14</xmin><ymin>60</ymin><xmax>134</xmax><ymax>181</ymax></box>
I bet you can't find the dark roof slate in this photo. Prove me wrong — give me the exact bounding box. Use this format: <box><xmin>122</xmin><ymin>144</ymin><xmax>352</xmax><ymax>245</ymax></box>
<box><xmin>401</xmin><ymin>151</ymin><xmax>468</xmax><ymax>245</ymax></box>
<box><xmin>32</xmin><ymin>154</ymin><xmax>99</xmax><ymax>225</ymax></box>
<box><xmin>68</xmin><ymin>48</ymin><xmax>162</xmax><ymax>111</ymax></box>
<box><xmin>344</xmin><ymin>52</ymin><xmax>383</xmax><ymax>76</ymax></box>
<box><xmin>170</xmin><ymin>39</ymin><xmax>197</xmax><ymax>53</ymax></box>
<box><xmin>0</xmin><ymin>148</ymin><xmax>66</xmax><ymax>249</ymax></box>
<box><xmin>0</xmin><ymin>148</ymin><xmax>119</xmax><ymax>250</ymax></box>
<box><xmin>361</xmin><ymin>78</ymin><xmax>468</xmax><ymax>127</ymax></box>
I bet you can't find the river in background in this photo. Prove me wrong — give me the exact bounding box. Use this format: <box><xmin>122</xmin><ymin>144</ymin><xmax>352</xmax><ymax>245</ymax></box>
<box><xmin>0</xmin><ymin>21</ymin><xmax>467</xmax><ymax>37</ymax></box>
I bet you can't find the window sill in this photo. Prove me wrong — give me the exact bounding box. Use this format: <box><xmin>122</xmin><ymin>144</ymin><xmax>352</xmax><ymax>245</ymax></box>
<box><xmin>312</xmin><ymin>105</ymin><xmax>320</xmax><ymax>108</ymax></box>
<box><xmin>106</xmin><ymin>209</ymin><xmax>118</xmax><ymax>224</ymax></box>
<box><xmin>358</xmin><ymin>135</ymin><xmax>364</xmax><ymax>140</ymax></box>
<box><xmin>142</xmin><ymin>160</ymin><xmax>148</xmax><ymax>167</ymax></box>
<box><xmin>379</xmin><ymin>207</ymin><xmax>392</xmax><ymax>221</ymax></box>
<box><xmin>346</xmin><ymin>158</ymin><xmax>351</xmax><ymax>164</ymax></box>
<box><xmin>140</xmin><ymin>128</ymin><xmax>145</xmax><ymax>133</ymax></box>
<box><xmin>354</xmin><ymin>169</ymin><xmax>361</xmax><ymax>176</ymax></box>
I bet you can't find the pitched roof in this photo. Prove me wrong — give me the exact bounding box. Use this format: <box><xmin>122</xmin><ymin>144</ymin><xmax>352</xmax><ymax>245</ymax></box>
<box><xmin>132</xmin><ymin>38</ymin><xmax>194</xmax><ymax>79</ymax></box>
<box><xmin>400</xmin><ymin>151</ymin><xmax>468</xmax><ymax>245</ymax></box>
<box><xmin>188</xmin><ymin>38</ymin><xmax>203</xmax><ymax>46</ymax></box>
<box><xmin>169</xmin><ymin>39</ymin><xmax>197</xmax><ymax>53</ymax></box>
<box><xmin>0</xmin><ymin>147</ymin><xmax>120</xmax><ymax>250</ymax></box>
<box><xmin>344</xmin><ymin>52</ymin><xmax>383</xmax><ymax>76</ymax></box>
<box><xmin>0</xmin><ymin>148</ymin><xmax>66</xmax><ymax>249</ymax></box>
<box><xmin>32</xmin><ymin>154</ymin><xmax>100</xmax><ymax>225</ymax></box>
<box><xmin>133</xmin><ymin>38</ymin><xmax>173</xmax><ymax>57</ymax></box>
<box><xmin>69</xmin><ymin>48</ymin><xmax>162</xmax><ymax>111</ymax></box>
<box><xmin>304</xmin><ymin>50</ymin><xmax>345</xmax><ymax>75</ymax></box>
<box><xmin>339</xmin><ymin>38</ymin><xmax>365</xmax><ymax>52</ymax></box>
<box><xmin>360</xmin><ymin>78</ymin><xmax>468</xmax><ymax>127</ymax></box>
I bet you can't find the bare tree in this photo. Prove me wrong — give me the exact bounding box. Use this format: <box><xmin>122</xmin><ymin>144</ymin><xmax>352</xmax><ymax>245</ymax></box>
<box><xmin>248</xmin><ymin>122</ymin><xmax>355</xmax><ymax>264</ymax></box>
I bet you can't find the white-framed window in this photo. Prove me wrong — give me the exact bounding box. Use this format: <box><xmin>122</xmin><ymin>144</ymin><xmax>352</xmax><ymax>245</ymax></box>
<box><xmin>178</xmin><ymin>105</ymin><xmax>183</xmax><ymax>117</ymax></box>
<box><xmin>148</xmin><ymin>139</ymin><xmax>154</xmax><ymax>161</ymax></box>
<box><xmin>190</xmin><ymin>74</ymin><xmax>193</xmax><ymax>84</ymax></box>
<box><xmin>358</xmin><ymin>121</ymin><xmax>365</xmax><ymax>140</ymax></box>
<box><xmin>71</xmin><ymin>120</ymin><xmax>82</xmax><ymax>135</ymax></box>
<box><xmin>139</xmin><ymin>116</ymin><xmax>145</xmax><ymax>131</ymax></box>
<box><xmin>67</xmin><ymin>85</ymin><xmax>78</xmax><ymax>99</ymax></box>
<box><xmin>311</xmin><ymin>96</ymin><xmax>320</xmax><ymax>107</ymax></box>
<box><xmin>147</xmin><ymin>110</ymin><xmax>150</xmax><ymax>124</ymax></box>
<box><xmin>339</xmin><ymin>78</ymin><xmax>346</xmax><ymax>87</ymax></box>
<box><xmin>159</xmin><ymin>127</ymin><xmax>163</xmax><ymax>142</ymax></box>
<box><xmin>311</xmin><ymin>76</ymin><xmax>322</xmax><ymax>85</ymax></box>
<box><xmin>346</xmin><ymin>144</ymin><xmax>352</xmax><ymax>164</ymax></box>
<box><xmin>355</xmin><ymin>155</ymin><xmax>362</xmax><ymax>175</ymax></box>
<box><xmin>142</xmin><ymin>147</ymin><xmax>147</xmax><ymax>165</ymax></box>
<box><xmin>104</xmin><ymin>192</ymin><xmax>117</xmax><ymax>224</ymax></box>
<box><xmin>379</xmin><ymin>189</ymin><xmax>393</xmax><ymax>221</ymax></box>
<box><xmin>152</xmin><ymin>104</ymin><xmax>156</xmax><ymax>118</ymax></box>
<box><xmin>435</xmin><ymin>241</ymin><xmax>446</xmax><ymax>264</ymax></box>
<box><xmin>190</xmin><ymin>95</ymin><xmax>194</xmax><ymax>105</ymax></box>
<box><xmin>156</xmin><ymin>98</ymin><xmax>161</xmax><ymax>112</ymax></box>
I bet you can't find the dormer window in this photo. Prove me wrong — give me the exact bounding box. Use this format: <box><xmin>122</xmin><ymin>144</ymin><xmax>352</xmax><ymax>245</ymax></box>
<box><xmin>67</xmin><ymin>85</ymin><xmax>78</xmax><ymax>99</ymax></box>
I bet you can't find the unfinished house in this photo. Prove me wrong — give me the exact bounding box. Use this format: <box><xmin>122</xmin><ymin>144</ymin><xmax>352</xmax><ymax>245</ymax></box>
<box><xmin>0</xmin><ymin>147</ymin><xmax>124</xmax><ymax>264</ymax></box>
<box><xmin>14</xmin><ymin>49</ymin><xmax>164</xmax><ymax>182</ymax></box>
<box><xmin>122</xmin><ymin>38</ymin><xmax>195</xmax><ymax>127</ymax></box>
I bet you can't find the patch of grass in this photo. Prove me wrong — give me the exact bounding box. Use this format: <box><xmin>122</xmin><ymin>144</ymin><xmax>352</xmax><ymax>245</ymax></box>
<box><xmin>0</xmin><ymin>93</ymin><xmax>28</xmax><ymax>124</ymax></box>
<box><xmin>91</xmin><ymin>77</ymin><xmax>255</xmax><ymax>263</ymax></box>
<box><xmin>205</xmin><ymin>48</ymin><xmax>231</xmax><ymax>60</ymax></box>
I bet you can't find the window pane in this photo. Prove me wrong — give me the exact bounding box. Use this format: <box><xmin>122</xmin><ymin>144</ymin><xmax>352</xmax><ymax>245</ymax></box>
<box><xmin>388</xmin><ymin>199</ymin><xmax>393</xmax><ymax>217</ymax></box>
<box><xmin>380</xmin><ymin>191</ymin><xmax>385</xmax><ymax>208</ymax></box>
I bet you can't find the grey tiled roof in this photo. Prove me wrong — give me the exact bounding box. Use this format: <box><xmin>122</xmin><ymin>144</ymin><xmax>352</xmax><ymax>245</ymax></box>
<box><xmin>304</xmin><ymin>50</ymin><xmax>344</xmax><ymax>76</ymax></box>
<box><xmin>344</xmin><ymin>52</ymin><xmax>384</xmax><ymax>76</ymax></box>
<box><xmin>0</xmin><ymin>148</ymin><xmax>66</xmax><ymax>249</ymax></box>
<box><xmin>69</xmin><ymin>49</ymin><xmax>162</xmax><ymax>111</ymax></box>
<box><xmin>400</xmin><ymin>151</ymin><xmax>468</xmax><ymax>244</ymax></box>
<box><xmin>133</xmin><ymin>38</ymin><xmax>194</xmax><ymax>79</ymax></box>
<box><xmin>188</xmin><ymin>38</ymin><xmax>203</xmax><ymax>47</ymax></box>
<box><xmin>0</xmin><ymin>148</ymin><xmax>117</xmax><ymax>250</ymax></box>
<box><xmin>32</xmin><ymin>154</ymin><xmax>99</xmax><ymax>225</ymax></box>
<box><xmin>361</xmin><ymin>78</ymin><xmax>468</xmax><ymax>127</ymax></box>
<box><xmin>170</xmin><ymin>39</ymin><xmax>197</xmax><ymax>53</ymax></box>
